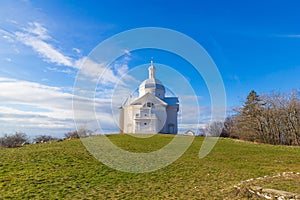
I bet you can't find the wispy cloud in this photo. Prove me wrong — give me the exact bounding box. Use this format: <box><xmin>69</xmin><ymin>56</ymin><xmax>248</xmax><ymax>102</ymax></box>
<box><xmin>24</xmin><ymin>22</ymin><xmax>50</xmax><ymax>40</ymax></box>
<box><xmin>46</xmin><ymin>67</ymin><xmax>75</xmax><ymax>75</ymax></box>
<box><xmin>14</xmin><ymin>22</ymin><xmax>73</xmax><ymax>67</ymax></box>
<box><xmin>113</xmin><ymin>50</ymin><xmax>131</xmax><ymax>76</ymax></box>
<box><xmin>4</xmin><ymin>58</ymin><xmax>12</xmax><ymax>62</ymax></box>
<box><xmin>0</xmin><ymin>29</ymin><xmax>15</xmax><ymax>42</ymax></box>
<box><xmin>285</xmin><ymin>34</ymin><xmax>300</xmax><ymax>38</ymax></box>
<box><xmin>74</xmin><ymin>49</ymin><xmax>133</xmax><ymax>85</ymax></box>
<box><xmin>72</xmin><ymin>47</ymin><xmax>81</xmax><ymax>54</ymax></box>
<box><xmin>273</xmin><ymin>34</ymin><xmax>300</xmax><ymax>38</ymax></box>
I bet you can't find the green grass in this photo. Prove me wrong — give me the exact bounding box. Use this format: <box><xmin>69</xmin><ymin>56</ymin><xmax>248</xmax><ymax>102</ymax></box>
<box><xmin>0</xmin><ymin>135</ymin><xmax>299</xmax><ymax>199</ymax></box>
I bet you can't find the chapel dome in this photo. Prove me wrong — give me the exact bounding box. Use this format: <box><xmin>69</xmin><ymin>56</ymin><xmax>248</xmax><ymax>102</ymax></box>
<box><xmin>138</xmin><ymin>60</ymin><xmax>166</xmax><ymax>98</ymax></box>
<box><xmin>139</xmin><ymin>78</ymin><xmax>165</xmax><ymax>91</ymax></box>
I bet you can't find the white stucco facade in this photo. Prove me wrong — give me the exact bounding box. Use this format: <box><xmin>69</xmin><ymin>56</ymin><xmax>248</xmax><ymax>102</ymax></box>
<box><xmin>119</xmin><ymin>61</ymin><xmax>179</xmax><ymax>134</ymax></box>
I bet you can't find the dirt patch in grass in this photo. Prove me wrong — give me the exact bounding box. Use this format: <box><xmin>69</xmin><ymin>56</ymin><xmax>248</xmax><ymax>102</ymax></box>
<box><xmin>226</xmin><ymin>172</ymin><xmax>300</xmax><ymax>199</ymax></box>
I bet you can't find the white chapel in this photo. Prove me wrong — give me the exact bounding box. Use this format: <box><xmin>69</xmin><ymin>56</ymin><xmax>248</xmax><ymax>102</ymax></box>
<box><xmin>119</xmin><ymin>61</ymin><xmax>179</xmax><ymax>134</ymax></box>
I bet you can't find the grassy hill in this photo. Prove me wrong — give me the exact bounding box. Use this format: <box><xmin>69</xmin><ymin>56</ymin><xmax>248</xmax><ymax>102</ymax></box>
<box><xmin>0</xmin><ymin>134</ymin><xmax>299</xmax><ymax>199</ymax></box>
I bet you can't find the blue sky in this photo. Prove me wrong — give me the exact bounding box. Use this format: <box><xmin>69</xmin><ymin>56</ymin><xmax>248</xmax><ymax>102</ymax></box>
<box><xmin>0</xmin><ymin>0</ymin><xmax>300</xmax><ymax>137</ymax></box>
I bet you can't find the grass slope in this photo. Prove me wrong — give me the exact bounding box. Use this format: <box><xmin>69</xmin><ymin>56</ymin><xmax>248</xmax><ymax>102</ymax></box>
<box><xmin>0</xmin><ymin>135</ymin><xmax>299</xmax><ymax>199</ymax></box>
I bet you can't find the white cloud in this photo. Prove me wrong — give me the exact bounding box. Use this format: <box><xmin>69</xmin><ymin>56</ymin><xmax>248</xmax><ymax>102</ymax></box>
<box><xmin>124</xmin><ymin>49</ymin><xmax>131</xmax><ymax>56</ymax></box>
<box><xmin>274</xmin><ymin>34</ymin><xmax>300</xmax><ymax>38</ymax></box>
<box><xmin>15</xmin><ymin>27</ymin><xmax>73</xmax><ymax>67</ymax></box>
<box><xmin>72</xmin><ymin>47</ymin><xmax>81</xmax><ymax>54</ymax></box>
<box><xmin>47</xmin><ymin>67</ymin><xmax>74</xmax><ymax>74</ymax></box>
<box><xmin>286</xmin><ymin>35</ymin><xmax>300</xmax><ymax>38</ymax></box>
<box><xmin>113</xmin><ymin>53</ymin><xmax>131</xmax><ymax>76</ymax></box>
<box><xmin>24</xmin><ymin>22</ymin><xmax>50</xmax><ymax>40</ymax></box>
<box><xmin>0</xmin><ymin>29</ymin><xmax>15</xmax><ymax>42</ymax></box>
<box><xmin>0</xmin><ymin>77</ymin><xmax>72</xmax><ymax>115</ymax></box>
<box><xmin>0</xmin><ymin>77</ymin><xmax>117</xmax><ymax>136</ymax></box>
<box><xmin>1</xmin><ymin>22</ymin><xmax>73</xmax><ymax>67</ymax></box>
<box><xmin>7</xmin><ymin>19</ymin><xmax>18</xmax><ymax>25</ymax></box>
<box><xmin>74</xmin><ymin>56</ymin><xmax>130</xmax><ymax>85</ymax></box>
<box><xmin>4</xmin><ymin>58</ymin><xmax>12</xmax><ymax>62</ymax></box>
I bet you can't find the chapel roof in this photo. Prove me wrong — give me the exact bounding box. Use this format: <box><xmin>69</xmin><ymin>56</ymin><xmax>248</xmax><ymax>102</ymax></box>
<box><xmin>164</xmin><ymin>97</ymin><xmax>179</xmax><ymax>106</ymax></box>
<box><xmin>130</xmin><ymin>92</ymin><xmax>168</xmax><ymax>107</ymax></box>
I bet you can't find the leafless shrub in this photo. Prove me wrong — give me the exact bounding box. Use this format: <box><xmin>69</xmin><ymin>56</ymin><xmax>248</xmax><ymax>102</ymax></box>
<box><xmin>0</xmin><ymin>132</ymin><xmax>29</xmax><ymax>148</ymax></box>
<box><xmin>34</xmin><ymin>135</ymin><xmax>58</xmax><ymax>143</ymax></box>
<box><xmin>64</xmin><ymin>129</ymin><xmax>93</xmax><ymax>139</ymax></box>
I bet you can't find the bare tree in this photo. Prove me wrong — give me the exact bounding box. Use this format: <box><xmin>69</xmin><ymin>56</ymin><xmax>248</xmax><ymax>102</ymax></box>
<box><xmin>198</xmin><ymin>127</ymin><xmax>207</xmax><ymax>137</ymax></box>
<box><xmin>0</xmin><ymin>132</ymin><xmax>29</xmax><ymax>148</ymax></box>
<box><xmin>221</xmin><ymin>116</ymin><xmax>236</xmax><ymax>138</ymax></box>
<box><xmin>207</xmin><ymin>121</ymin><xmax>224</xmax><ymax>137</ymax></box>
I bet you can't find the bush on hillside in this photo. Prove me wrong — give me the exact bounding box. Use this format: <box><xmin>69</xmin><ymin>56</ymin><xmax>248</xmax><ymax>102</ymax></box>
<box><xmin>0</xmin><ymin>132</ymin><xmax>29</xmax><ymax>148</ymax></box>
<box><xmin>64</xmin><ymin>131</ymin><xmax>80</xmax><ymax>139</ymax></box>
<box><xmin>34</xmin><ymin>135</ymin><xmax>57</xmax><ymax>143</ymax></box>
<box><xmin>64</xmin><ymin>129</ymin><xmax>92</xmax><ymax>139</ymax></box>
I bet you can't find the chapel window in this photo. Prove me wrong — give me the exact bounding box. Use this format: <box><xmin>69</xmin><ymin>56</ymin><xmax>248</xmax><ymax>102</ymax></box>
<box><xmin>145</xmin><ymin>102</ymin><xmax>154</xmax><ymax>108</ymax></box>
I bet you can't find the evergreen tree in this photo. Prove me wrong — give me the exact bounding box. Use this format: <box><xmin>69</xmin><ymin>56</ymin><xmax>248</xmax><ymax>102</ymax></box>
<box><xmin>237</xmin><ymin>90</ymin><xmax>264</xmax><ymax>141</ymax></box>
<box><xmin>242</xmin><ymin>90</ymin><xmax>263</xmax><ymax>116</ymax></box>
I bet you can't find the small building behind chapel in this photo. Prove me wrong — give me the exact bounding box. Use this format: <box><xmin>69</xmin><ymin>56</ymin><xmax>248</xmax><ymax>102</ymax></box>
<box><xmin>119</xmin><ymin>61</ymin><xmax>179</xmax><ymax>134</ymax></box>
